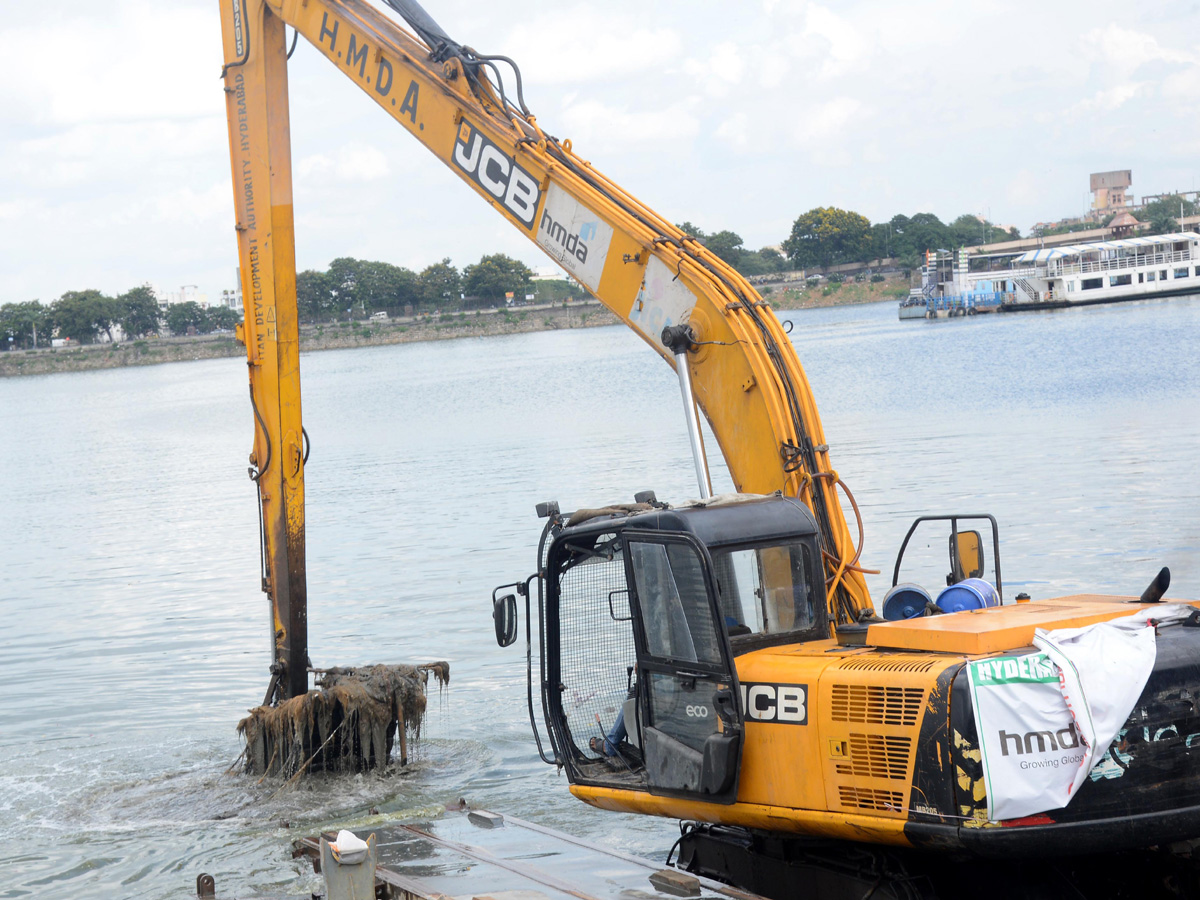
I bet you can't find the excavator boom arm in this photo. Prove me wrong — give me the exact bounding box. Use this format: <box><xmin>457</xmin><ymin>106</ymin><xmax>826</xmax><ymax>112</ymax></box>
<box><xmin>218</xmin><ymin>0</ymin><xmax>871</xmax><ymax>695</ymax></box>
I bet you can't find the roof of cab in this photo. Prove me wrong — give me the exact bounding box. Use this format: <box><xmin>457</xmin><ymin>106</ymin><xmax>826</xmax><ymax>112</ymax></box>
<box><xmin>557</xmin><ymin>493</ymin><xmax>818</xmax><ymax>549</ymax></box>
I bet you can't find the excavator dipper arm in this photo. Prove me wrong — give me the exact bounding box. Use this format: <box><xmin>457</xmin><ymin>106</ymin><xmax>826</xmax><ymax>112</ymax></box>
<box><xmin>218</xmin><ymin>0</ymin><xmax>871</xmax><ymax>690</ymax></box>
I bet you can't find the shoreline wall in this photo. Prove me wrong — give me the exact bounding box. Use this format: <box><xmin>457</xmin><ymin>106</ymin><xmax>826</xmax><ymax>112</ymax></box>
<box><xmin>0</xmin><ymin>278</ymin><xmax>904</xmax><ymax>379</ymax></box>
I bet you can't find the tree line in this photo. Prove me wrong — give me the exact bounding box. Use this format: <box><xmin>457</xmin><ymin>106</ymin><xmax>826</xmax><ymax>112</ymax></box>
<box><xmin>770</xmin><ymin>194</ymin><xmax>1199</xmax><ymax>269</ymax></box>
<box><xmin>777</xmin><ymin>210</ymin><xmax>1020</xmax><ymax>271</ymax></box>
<box><xmin>0</xmin><ymin>217</ymin><xmax>1009</xmax><ymax>351</ymax></box>
<box><xmin>0</xmin><ymin>252</ymin><xmax>546</xmax><ymax>350</ymax></box>
<box><xmin>672</xmin><ymin>210</ymin><xmax>1021</xmax><ymax>275</ymax></box>
<box><xmin>0</xmin><ymin>287</ymin><xmax>239</xmax><ymax>350</ymax></box>
<box><xmin>1037</xmin><ymin>194</ymin><xmax>1198</xmax><ymax>238</ymax></box>
<box><xmin>18</xmin><ymin>194</ymin><xmax>1186</xmax><ymax>350</ymax></box>
<box><xmin>296</xmin><ymin>253</ymin><xmax>538</xmax><ymax>322</ymax></box>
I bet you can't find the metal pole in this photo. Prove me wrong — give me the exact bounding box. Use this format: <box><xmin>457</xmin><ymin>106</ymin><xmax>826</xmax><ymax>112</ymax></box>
<box><xmin>661</xmin><ymin>325</ymin><xmax>712</xmax><ymax>499</ymax></box>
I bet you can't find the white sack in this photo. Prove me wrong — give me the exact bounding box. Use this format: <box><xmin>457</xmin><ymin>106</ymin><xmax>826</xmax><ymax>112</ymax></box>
<box><xmin>968</xmin><ymin>604</ymin><xmax>1193</xmax><ymax>822</ymax></box>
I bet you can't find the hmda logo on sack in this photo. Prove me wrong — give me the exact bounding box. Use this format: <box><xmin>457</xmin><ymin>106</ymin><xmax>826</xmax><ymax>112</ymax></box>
<box><xmin>998</xmin><ymin>722</ymin><xmax>1081</xmax><ymax>756</ymax></box>
<box><xmin>452</xmin><ymin>120</ymin><xmax>541</xmax><ymax>228</ymax></box>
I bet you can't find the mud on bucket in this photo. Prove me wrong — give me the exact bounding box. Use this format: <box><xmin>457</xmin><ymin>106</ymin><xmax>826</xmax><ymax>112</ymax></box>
<box><xmin>882</xmin><ymin>583</ymin><xmax>933</xmax><ymax>620</ymax></box>
<box><xmin>936</xmin><ymin>577</ymin><xmax>1000</xmax><ymax>613</ymax></box>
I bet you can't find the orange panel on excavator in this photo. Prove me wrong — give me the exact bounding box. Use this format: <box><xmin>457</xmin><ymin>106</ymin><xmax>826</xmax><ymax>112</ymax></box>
<box><xmin>865</xmin><ymin>594</ymin><xmax>1200</xmax><ymax>655</ymax></box>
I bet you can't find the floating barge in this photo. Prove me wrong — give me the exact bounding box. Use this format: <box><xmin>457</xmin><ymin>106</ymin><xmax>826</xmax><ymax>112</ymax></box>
<box><xmin>194</xmin><ymin>802</ymin><xmax>1200</xmax><ymax>900</ymax></box>
<box><xmin>287</xmin><ymin>807</ymin><xmax>769</xmax><ymax>900</ymax></box>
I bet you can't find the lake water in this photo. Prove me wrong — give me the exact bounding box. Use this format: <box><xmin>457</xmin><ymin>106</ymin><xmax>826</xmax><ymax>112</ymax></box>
<box><xmin>2</xmin><ymin>297</ymin><xmax>1199</xmax><ymax>898</ymax></box>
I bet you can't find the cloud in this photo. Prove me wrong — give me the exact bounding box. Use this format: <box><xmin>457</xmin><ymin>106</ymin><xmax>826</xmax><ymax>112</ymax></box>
<box><xmin>503</xmin><ymin>10</ymin><xmax>683</xmax><ymax>85</ymax></box>
<box><xmin>1005</xmin><ymin>169</ymin><xmax>1043</xmax><ymax>210</ymax></box>
<box><xmin>682</xmin><ymin>42</ymin><xmax>745</xmax><ymax>99</ymax></box>
<box><xmin>1067</xmin><ymin>82</ymin><xmax>1146</xmax><ymax>117</ymax></box>
<box><xmin>7</xmin><ymin>119</ymin><xmax>225</xmax><ymax>189</ymax></box>
<box><xmin>1080</xmin><ymin>24</ymin><xmax>1196</xmax><ymax>76</ymax></box>
<box><xmin>793</xmin><ymin>97</ymin><xmax>863</xmax><ymax>146</ymax></box>
<box><xmin>5</xmin><ymin>0</ymin><xmax>1200</xmax><ymax>304</ymax></box>
<box><xmin>296</xmin><ymin>145</ymin><xmax>391</xmax><ymax>182</ymax></box>
<box><xmin>802</xmin><ymin>4</ymin><xmax>870</xmax><ymax>78</ymax></box>
<box><xmin>0</xmin><ymin>199</ymin><xmax>28</xmax><ymax>222</ymax></box>
<box><xmin>557</xmin><ymin>99</ymin><xmax>700</xmax><ymax>150</ymax></box>
<box><xmin>714</xmin><ymin>113</ymin><xmax>751</xmax><ymax>151</ymax></box>
<box><xmin>0</xmin><ymin>1</ymin><xmax>220</xmax><ymax>127</ymax></box>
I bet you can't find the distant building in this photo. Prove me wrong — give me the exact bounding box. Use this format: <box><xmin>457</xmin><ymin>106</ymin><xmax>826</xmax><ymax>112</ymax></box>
<box><xmin>153</xmin><ymin>284</ymin><xmax>209</xmax><ymax>310</ymax></box>
<box><xmin>1090</xmin><ymin>170</ymin><xmax>1133</xmax><ymax>215</ymax></box>
<box><xmin>1108</xmin><ymin>212</ymin><xmax>1140</xmax><ymax>237</ymax></box>
<box><xmin>222</xmin><ymin>268</ymin><xmax>244</xmax><ymax>310</ymax></box>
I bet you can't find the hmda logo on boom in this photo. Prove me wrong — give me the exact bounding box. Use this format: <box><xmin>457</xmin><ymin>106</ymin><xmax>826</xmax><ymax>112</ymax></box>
<box><xmin>452</xmin><ymin>120</ymin><xmax>540</xmax><ymax>228</ymax></box>
<box><xmin>535</xmin><ymin>183</ymin><xmax>615</xmax><ymax>292</ymax></box>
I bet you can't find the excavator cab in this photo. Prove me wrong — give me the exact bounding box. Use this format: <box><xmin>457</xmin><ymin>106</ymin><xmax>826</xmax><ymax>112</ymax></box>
<box><xmin>496</xmin><ymin>494</ymin><xmax>827</xmax><ymax>805</ymax></box>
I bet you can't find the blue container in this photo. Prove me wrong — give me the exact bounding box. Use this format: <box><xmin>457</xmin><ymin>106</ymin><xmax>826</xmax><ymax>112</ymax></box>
<box><xmin>936</xmin><ymin>578</ymin><xmax>1000</xmax><ymax>613</ymax></box>
<box><xmin>883</xmin><ymin>583</ymin><xmax>933</xmax><ymax>620</ymax></box>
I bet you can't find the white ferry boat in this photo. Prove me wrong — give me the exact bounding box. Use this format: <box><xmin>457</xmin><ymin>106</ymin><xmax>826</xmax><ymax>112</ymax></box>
<box><xmin>987</xmin><ymin>232</ymin><xmax>1200</xmax><ymax>308</ymax></box>
<box><xmin>902</xmin><ymin>232</ymin><xmax>1200</xmax><ymax>319</ymax></box>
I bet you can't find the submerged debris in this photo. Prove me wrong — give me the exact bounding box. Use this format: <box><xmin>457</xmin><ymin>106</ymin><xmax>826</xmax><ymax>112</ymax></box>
<box><xmin>238</xmin><ymin>662</ymin><xmax>450</xmax><ymax>777</ymax></box>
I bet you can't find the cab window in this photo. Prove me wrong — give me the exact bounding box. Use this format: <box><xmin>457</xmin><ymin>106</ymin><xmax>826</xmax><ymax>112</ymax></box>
<box><xmin>710</xmin><ymin>542</ymin><xmax>820</xmax><ymax>643</ymax></box>
<box><xmin>628</xmin><ymin>541</ymin><xmax>722</xmax><ymax>666</ymax></box>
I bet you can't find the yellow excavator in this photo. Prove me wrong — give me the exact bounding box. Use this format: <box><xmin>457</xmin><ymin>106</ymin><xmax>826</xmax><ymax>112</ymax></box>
<box><xmin>220</xmin><ymin>1</ymin><xmax>1200</xmax><ymax>895</ymax></box>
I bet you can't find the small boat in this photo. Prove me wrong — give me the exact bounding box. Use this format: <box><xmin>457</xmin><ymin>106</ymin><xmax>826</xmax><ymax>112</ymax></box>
<box><xmin>898</xmin><ymin>291</ymin><xmax>928</xmax><ymax>320</ymax></box>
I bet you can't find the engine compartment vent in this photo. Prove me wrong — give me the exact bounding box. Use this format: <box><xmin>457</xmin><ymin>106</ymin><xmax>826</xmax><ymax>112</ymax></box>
<box><xmin>837</xmin><ymin>786</ymin><xmax>904</xmax><ymax>812</ymax></box>
<box><xmin>829</xmin><ymin>684</ymin><xmax>924</xmax><ymax>726</ymax></box>
<box><xmin>837</xmin><ymin>657</ymin><xmax>938</xmax><ymax>674</ymax></box>
<box><xmin>835</xmin><ymin>733</ymin><xmax>912</xmax><ymax>780</ymax></box>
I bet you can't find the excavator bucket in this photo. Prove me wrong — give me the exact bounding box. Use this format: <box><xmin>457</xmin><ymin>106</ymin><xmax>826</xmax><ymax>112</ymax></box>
<box><xmin>237</xmin><ymin>663</ymin><xmax>449</xmax><ymax>777</ymax></box>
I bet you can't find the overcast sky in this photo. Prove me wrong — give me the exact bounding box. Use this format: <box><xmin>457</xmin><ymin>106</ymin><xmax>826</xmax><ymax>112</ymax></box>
<box><xmin>3</xmin><ymin>0</ymin><xmax>1200</xmax><ymax>305</ymax></box>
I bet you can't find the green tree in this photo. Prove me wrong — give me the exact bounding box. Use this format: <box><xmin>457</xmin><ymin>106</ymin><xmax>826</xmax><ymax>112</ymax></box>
<box><xmin>418</xmin><ymin>258</ymin><xmax>461</xmax><ymax>311</ymax></box>
<box><xmin>703</xmin><ymin>230</ymin><xmax>746</xmax><ymax>268</ymax></box>
<box><xmin>165</xmin><ymin>301</ymin><xmax>209</xmax><ymax>336</ymax></box>
<box><xmin>948</xmin><ymin>213</ymin><xmax>1010</xmax><ymax>248</ymax></box>
<box><xmin>357</xmin><ymin>260</ymin><xmax>420</xmax><ymax>311</ymax></box>
<box><xmin>0</xmin><ymin>300</ymin><xmax>53</xmax><ymax>350</ymax></box>
<box><xmin>52</xmin><ymin>289</ymin><xmax>118</xmax><ymax>344</ymax></box>
<box><xmin>462</xmin><ymin>254</ymin><xmax>533</xmax><ymax>304</ymax></box>
<box><xmin>904</xmin><ymin>213</ymin><xmax>953</xmax><ymax>258</ymax></box>
<box><xmin>1140</xmin><ymin>195</ymin><xmax>1196</xmax><ymax>235</ymax></box>
<box><xmin>870</xmin><ymin>223</ymin><xmax>893</xmax><ymax>259</ymax></box>
<box><xmin>755</xmin><ymin>247</ymin><xmax>789</xmax><ymax>272</ymax></box>
<box><xmin>296</xmin><ymin>269</ymin><xmax>335</xmax><ymax>322</ymax></box>
<box><xmin>208</xmin><ymin>305</ymin><xmax>241</xmax><ymax>331</ymax></box>
<box><xmin>117</xmin><ymin>285</ymin><xmax>161</xmax><ymax>338</ymax></box>
<box><xmin>675</xmin><ymin>222</ymin><xmax>789</xmax><ymax>276</ymax></box>
<box><xmin>674</xmin><ymin>222</ymin><xmax>746</xmax><ymax>268</ymax></box>
<box><xmin>782</xmin><ymin>207</ymin><xmax>872</xmax><ymax>268</ymax></box>
<box><xmin>327</xmin><ymin>257</ymin><xmax>361</xmax><ymax>316</ymax></box>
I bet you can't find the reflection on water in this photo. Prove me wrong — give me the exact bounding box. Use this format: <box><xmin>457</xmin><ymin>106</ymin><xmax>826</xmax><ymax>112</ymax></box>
<box><xmin>1</xmin><ymin>297</ymin><xmax>1198</xmax><ymax>898</ymax></box>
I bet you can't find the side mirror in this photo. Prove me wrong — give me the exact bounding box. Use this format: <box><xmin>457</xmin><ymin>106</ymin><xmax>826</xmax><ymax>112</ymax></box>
<box><xmin>493</xmin><ymin>594</ymin><xmax>519</xmax><ymax>647</ymax></box>
<box><xmin>949</xmin><ymin>530</ymin><xmax>984</xmax><ymax>584</ymax></box>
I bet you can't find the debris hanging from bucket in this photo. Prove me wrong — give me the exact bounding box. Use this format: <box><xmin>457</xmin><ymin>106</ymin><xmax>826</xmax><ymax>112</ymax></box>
<box><xmin>237</xmin><ymin>662</ymin><xmax>449</xmax><ymax>777</ymax></box>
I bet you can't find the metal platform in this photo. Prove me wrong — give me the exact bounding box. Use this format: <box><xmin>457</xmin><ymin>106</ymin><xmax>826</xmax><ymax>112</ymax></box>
<box><xmin>293</xmin><ymin>808</ymin><xmax>766</xmax><ymax>900</ymax></box>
